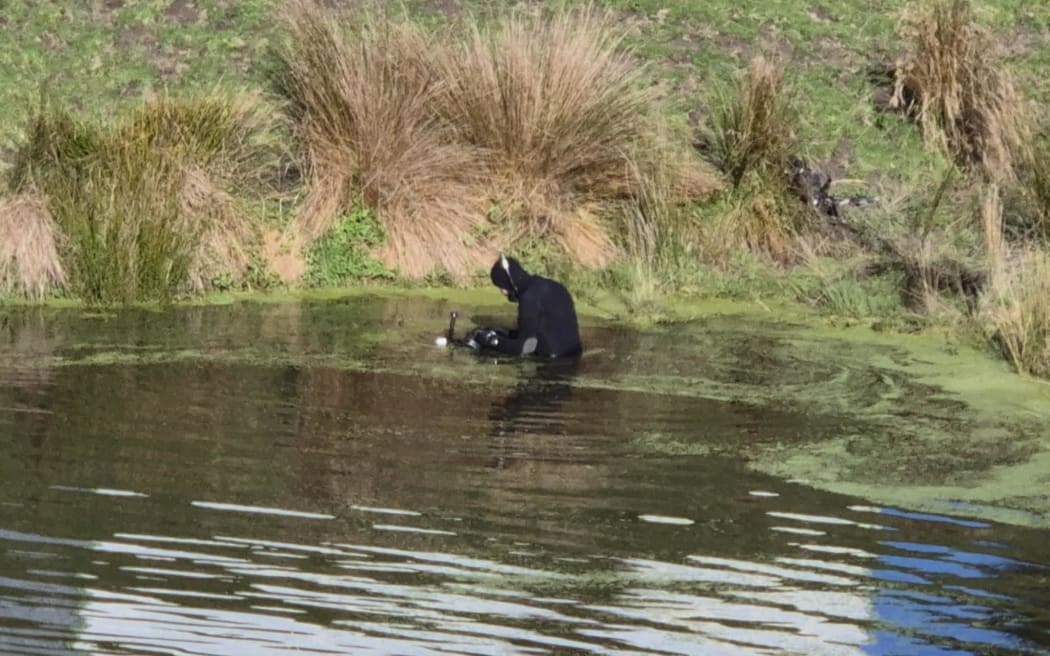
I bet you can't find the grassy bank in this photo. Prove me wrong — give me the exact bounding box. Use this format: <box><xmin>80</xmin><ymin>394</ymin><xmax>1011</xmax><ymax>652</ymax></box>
<box><xmin>2</xmin><ymin>0</ymin><xmax>1050</xmax><ymax>377</ymax></box>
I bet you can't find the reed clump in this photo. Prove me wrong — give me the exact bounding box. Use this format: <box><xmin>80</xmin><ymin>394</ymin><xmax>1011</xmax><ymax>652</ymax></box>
<box><xmin>7</xmin><ymin>94</ymin><xmax>277</xmax><ymax>303</ymax></box>
<box><xmin>892</xmin><ymin>0</ymin><xmax>1029</xmax><ymax>181</ymax></box>
<box><xmin>701</xmin><ymin>56</ymin><xmax>811</xmax><ymax>263</ymax></box>
<box><xmin>975</xmin><ymin>184</ymin><xmax>1050</xmax><ymax>377</ymax></box>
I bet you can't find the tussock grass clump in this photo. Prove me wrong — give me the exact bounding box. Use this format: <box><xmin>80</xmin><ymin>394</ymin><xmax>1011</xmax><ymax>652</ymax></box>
<box><xmin>276</xmin><ymin>2</ymin><xmax>718</xmax><ymax>278</ymax></box>
<box><xmin>1031</xmin><ymin>143</ymin><xmax>1050</xmax><ymax>233</ymax></box>
<box><xmin>11</xmin><ymin>110</ymin><xmax>191</xmax><ymax>303</ymax></box>
<box><xmin>178</xmin><ymin>167</ymin><xmax>259</xmax><ymax>292</ymax></box>
<box><xmin>701</xmin><ymin>56</ymin><xmax>811</xmax><ymax>263</ymax></box>
<box><xmin>0</xmin><ymin>194</ymin><xmax>66</xmax><ymax>299</ymax></box>
<box><xmin>892</xmin><ymin>0</ymin><xmax>1029</xmax><ymax>180</ymax></box>
<box><xmin>8</xmin><ymin>94</ymin><xmax>276</xmax><ymax>303</ymax></box>
<box><xmin>981</xmin><ymin>183</ymin><xmax>1005</xmax><ymax>285</ymax></box>
<box><xmin>276</xmin><ymin>1</ymin><xmax>487</xmax><ymax>278</ymax></box>
<box><xmin>125</xmin><ymin>92</ymin><xmax>281</xmax><ymax>194</ymax></box>
<box><xmin>128</xmin><ymin>93</ymin><xmax>278</xmax><ymax>291</ymax></box>
<box><xmin>696</xmin><ymin>176</ymin><xmax>807</xmax><ymax>265</ymax></box>
<box><xmin>435</xmin><ymin>7</ymin><xmax>713</xmax><ymax>266</ymax></box>
<box><xmin>616</xmin><ymin>158</ymin><xmax>695</xmax><ymax>305</ymax></box>
<box><xmin>708</xmin><ymin>56</ymin><xmax>795</xmax><ymax>189</ymax></box>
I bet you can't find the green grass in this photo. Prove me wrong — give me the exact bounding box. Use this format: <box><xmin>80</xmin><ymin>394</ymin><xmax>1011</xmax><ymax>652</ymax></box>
<box><xmin>2</xmin><ymin>0</ymin><xmax>1043</xmax><ymax>195</ymax></box>
<box><xmin>0</xmin><ymin>0</ymin><xmax>274</xmax><ymax>153</ymax></box>
<box><xmin>304</xmin><ymin>204</ymin><xmax>395</xmax><ymax>287</ymax></box>
<box><xmin>3</xmin><ymin>0</ymin><xmax>1044</xmax><ymax>150</ymax></box>
<box><xmin>795</xmin><ymin>267</ymin><xmax>908</xmax><ymax>319</ymax></box>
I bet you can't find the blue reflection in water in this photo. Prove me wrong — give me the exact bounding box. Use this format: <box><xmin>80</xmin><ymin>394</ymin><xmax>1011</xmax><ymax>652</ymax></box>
<box><xmin>883</xmin><ymin>540</ymin><xmax>1042</xmax><ymax>572</ymax></box>
<box><xmin>943</xmin><ymin>585</ymin><xmax>1015</xmax><ymax>602</ymax></box>
<box><xmin>874</xmin><ymin>507</ymin><xmax>991</xmax><ymax>529</ymax></box>
<box><xmin>879</xmin><ymin>555</ymin><xmax>986</xmax><ymax>579</ymax></box>
<box><xmin>1</xmin><ymin>494</ymin><xmax>1048</xmax><ymax>655</ymax></box>
<box><xmin>859</xmin><ymin>507</ymin><xmax>1048</xmax><ymax>655</ymax></box>
<box><xmin>870</xmin><ymin>568</ymin><xmax>930</xmax><ymax>585</ymax></box>
<box><xmin>866</xmin><ymin>631</ymin><xmax>979</xmax><ymax>656</ymax></box>
<box><xmin>871</xmin><ymin>590</ymin><xmax>1030</xmax><ymax>653</ymax></box>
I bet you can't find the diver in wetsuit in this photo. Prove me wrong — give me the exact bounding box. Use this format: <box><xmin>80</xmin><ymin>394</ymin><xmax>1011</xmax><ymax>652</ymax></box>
<box><xmin>468</xmin><ymin>255</ymin><xmax>582</xmax><ymax>358</ymax></box>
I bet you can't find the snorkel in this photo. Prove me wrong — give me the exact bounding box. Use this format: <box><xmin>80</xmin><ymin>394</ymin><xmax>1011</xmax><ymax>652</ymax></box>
<box><xmin>500</xmin><ymin>253</ymin><xmax>520</xmax><ymax>300</ymax></box>
<box><xmin>447</xmin><ymin>311</ymin><xmax>458</xmax><ymax>342</ymax></box>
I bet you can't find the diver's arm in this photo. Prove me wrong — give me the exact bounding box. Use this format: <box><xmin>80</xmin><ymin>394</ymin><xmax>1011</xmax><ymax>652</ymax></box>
<box><xmin>490</xmin><ymin>293</ymin><xmax>540</xmax><ymax>356</ymax></box>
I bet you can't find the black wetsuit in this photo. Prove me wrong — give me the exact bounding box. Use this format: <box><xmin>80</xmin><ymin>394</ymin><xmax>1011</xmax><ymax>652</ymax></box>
<box><xmin>480</xmin><ymin>257</ymin><xmax>582</xmax><ymax>358</ymax></box>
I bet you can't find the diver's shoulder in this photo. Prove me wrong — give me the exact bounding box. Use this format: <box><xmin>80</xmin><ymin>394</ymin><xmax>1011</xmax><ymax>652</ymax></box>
<box><xmin>530</xmin><ymin>275</ymin><xmax>571</xmax><ymax>293</ymax></box>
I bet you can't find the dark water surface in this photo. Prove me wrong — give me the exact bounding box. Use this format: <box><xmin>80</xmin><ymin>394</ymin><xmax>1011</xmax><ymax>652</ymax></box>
<box><xmin>0</xmin><ymin>295</ymin><xmax>1048</xmax><ymax>655</ymax></box>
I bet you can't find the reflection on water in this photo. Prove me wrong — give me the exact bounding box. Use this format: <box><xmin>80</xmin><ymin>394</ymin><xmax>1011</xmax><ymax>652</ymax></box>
<box><xmin>0</xmin><ymin>297</ymin><xmax>1048</xmax><ymax>655</ymax></box>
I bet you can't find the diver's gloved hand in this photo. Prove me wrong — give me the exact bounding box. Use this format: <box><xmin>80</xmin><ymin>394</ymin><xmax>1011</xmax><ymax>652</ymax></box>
<box><xmin>468</xmin><ymin>328</ymin><xmax>501</xmax><ymax>349</ymax></box>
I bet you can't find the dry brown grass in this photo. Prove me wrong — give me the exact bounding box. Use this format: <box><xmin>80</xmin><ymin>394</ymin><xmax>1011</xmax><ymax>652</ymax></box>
<box><xmin>981</xmin><ymin>183</ymin><xmax>1005</xmax><ymax>286</ymax></box>
<box><xmin>124</xmin><ymin>91</ymin><xmax>276</xmax><ymax>186</ymax></box>
<box><xmin>976</xmin><ymin>185</ymin><xmax>1050</xmax><ymax>377</ymax></box>
<box><xmin>277</xmin><ymin>1</ymin><xmax>489</xmax><ymax>278</ymax></box>
<box><xmin>980</xmin><ymin>248</ymin><xmax>1050</xmax><ymax>377</ymax></box>
<box><xmin>892</xmin><ymin>0</ymin><xmax>1030</xmax><ymax>181</ymax></box>
<box><xmin>857</xmin><ymin>172</ymin><xmax>984</xmax><ymax>313</ymax></box>
<box><xmin>1018</xmin><ymin>136</ymin><xmax>1050</xmax><ymax>242</ymax></box>
<box><xmin>276</xmin><ymin>2</ymin><xmax>718</xmax><ymax>277</ymax></box>
<box><xmin>618</xmin><ymin>157</ymin><xmax>692</xmax><ymax>303</ymax></box>
<box><xmin>129</xmin><ymin>93</ymin><xmax>273</xmax><ymax>294</ymax></box>
<box><xmin>178</xmin><ymin>167</ymin><xmax>257</xmax><ymax>291</ymax></box>
<box><xmin>435</xmin><ymin>6</ymin><xmax>660</xmax><ymax>266</ymax></box>
<box><xmin>715</xmin><ymin>178</ymin><xmax>804</xmax><ymax>263</ymax></box>
<box><xmin>0</xmin><ymin>193</ymin><xmax>66</xmax><ymax>299</ymax></box>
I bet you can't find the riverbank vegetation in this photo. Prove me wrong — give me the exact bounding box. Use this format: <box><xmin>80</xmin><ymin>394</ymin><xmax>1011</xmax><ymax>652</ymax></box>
<box><xmin>2</xmin><ymin>0</ymin><xmax>1050</xmax><ymax>377</ymax></box>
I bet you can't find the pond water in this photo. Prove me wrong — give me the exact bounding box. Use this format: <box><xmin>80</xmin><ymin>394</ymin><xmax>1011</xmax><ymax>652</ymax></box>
<box><xmin>0</xmin><ymin>294</ymin><xmax>1048</xmax><ymax>655</ymax></box>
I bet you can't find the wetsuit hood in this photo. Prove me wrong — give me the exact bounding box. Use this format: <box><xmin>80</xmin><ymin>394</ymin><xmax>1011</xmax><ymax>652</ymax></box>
<box><xmin>490</xmin><ymin>256</ymin><xmax>531</xmax><ymax>302</ymax></box>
